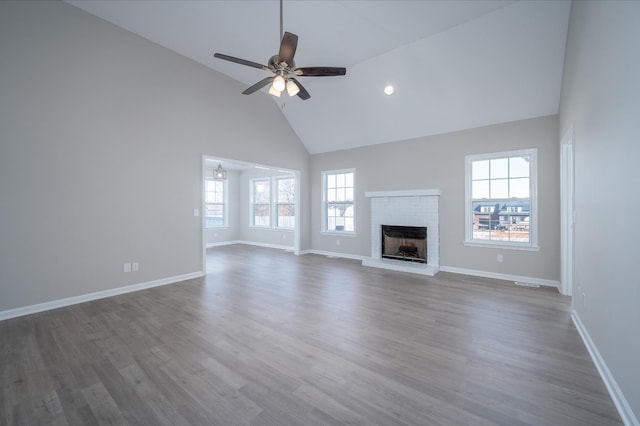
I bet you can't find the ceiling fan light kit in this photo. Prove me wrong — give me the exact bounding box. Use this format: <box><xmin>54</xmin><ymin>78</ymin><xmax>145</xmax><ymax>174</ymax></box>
<box><xmin>268</xmin><ymin>85</ymin><xmax>281</xmax><ymax>97</ymax></box>
<box><xmin>273</xmin><ymin>73</ymin><xmax>286</xmax><ymax>92</ymax></box>
<box><xmin>286</xmin><ymin>80</ymin><xmax>300</xmax><ymax>96</ymax></box>
<box><xmin>213</xmin><ymin>0</ymin><xmax>345</xmax><ymax>101</ymax></box>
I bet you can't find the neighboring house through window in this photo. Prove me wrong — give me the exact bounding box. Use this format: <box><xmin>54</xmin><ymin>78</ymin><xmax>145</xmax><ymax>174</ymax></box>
<box><xmin>465</xmin><ymin>149</ymin><xmax>538</xmax><ymax>250</ymax></box>
<box><xmin>322</xmin><ymin>169</ymin><xmax>355</xmax><ymax>233</ymax></box>
<box><xmin>205</xmin><ymin>178</ymin><xmax>227</xmax><ymax>228</ymax></box>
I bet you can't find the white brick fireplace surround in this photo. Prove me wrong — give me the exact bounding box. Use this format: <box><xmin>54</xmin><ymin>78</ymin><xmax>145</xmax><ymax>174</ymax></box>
<box><xmin>363</xmin><ymin>189</ymin><xmax>441</xmax><ymax>276</ymax></box>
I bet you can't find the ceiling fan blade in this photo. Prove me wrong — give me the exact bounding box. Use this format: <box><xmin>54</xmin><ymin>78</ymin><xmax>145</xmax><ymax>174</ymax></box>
<box><xmin>294</xmin><ymin>67</ymin><xmax>347</xmax><ymax>77</ymax></box>
<box><xmin>242</xmin><ymin>77</ymin><xmax>274</xmax><ymax>95</ymax></box>
<box><xmin>214</xmin><ymin>53</ymin><xmax>270</xmax><ymax>71</ymax></box>
<box><xmin>289</xmin><ymin>78</ymin><xmax>310</xmax><ymax>100</ymax></box>
<box><xmin>278</xmin><ymin>32</ymin><xmax>298</xmax><ymax>66</ymax></box>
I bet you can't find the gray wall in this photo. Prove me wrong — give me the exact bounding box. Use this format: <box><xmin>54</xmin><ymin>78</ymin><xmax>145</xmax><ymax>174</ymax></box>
<box><xmin>559</xmin><ymin>0</ymin><xmax>640</xmax><ymax>420</ymax></box>
<box><xmin>310</xmin><ymin>115</ymin><xmax>560</xmax><ymax>282</ymax></box>
<box><xmin>0</xmin><ymin>1</ymin><xmax>309</xmax><ymax>311</ymax></box>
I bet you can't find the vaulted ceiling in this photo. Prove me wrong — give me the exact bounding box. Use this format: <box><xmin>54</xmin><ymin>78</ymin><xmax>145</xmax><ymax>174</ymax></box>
<box><xmin>66</xmin><ymin>1</ymin><xmax>571</xmax><ymax>154</ymax></box>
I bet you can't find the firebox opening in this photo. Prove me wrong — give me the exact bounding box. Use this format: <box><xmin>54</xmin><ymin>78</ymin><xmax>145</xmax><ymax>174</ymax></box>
<box><xmin>381</xmin><ymin>225</ymin><xmax>427</xmax><ymax>263</ymax></box>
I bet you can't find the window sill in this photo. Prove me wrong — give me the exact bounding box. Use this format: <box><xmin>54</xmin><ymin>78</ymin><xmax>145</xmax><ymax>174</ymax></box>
<box><xmin>206</xmin><ymin>226</ymin><xmax>229</xmax><ymax>230</ymax></box>
<box><xmin>249</xmin><ymin>226</ymin><xmax>295</xmax><ymax>232</ymax></box>
<box><xmin>321</xmin><ymin>231</ymin><xmax>357</xmax><ymax>237</ymax></box>
<box><xmin>463</xmin><ymin>241</ymin><xmax>540</xmax><ymax>252</ymax></box>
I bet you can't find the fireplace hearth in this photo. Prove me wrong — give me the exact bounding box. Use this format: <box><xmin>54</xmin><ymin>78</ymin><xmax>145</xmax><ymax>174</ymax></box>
<box><xmin>381</xmin><ymin>225</ymin><xmax>427</xmax><ymax>263</ymax></box>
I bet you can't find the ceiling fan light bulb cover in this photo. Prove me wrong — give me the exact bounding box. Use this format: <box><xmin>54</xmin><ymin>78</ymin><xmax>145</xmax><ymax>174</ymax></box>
<box><xmin>273</xmin><ymin>75</ymin><xmax>286</xmax><ymax>92</ymax></box>
<box><xmin>286</xmin><ymin>80</ymin><xmax>300</xmax><ymax>96</ymax></box>
<box><xmin>268</xmin><ymin>85</ymin><xmax>282</xmax><ymax>97</ymax></box>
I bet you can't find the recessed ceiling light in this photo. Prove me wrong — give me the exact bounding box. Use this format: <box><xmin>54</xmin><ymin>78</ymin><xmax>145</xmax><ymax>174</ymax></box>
<box><xmin>384</xmin><ymin>85</ymin><xmax>394</xmax><ymax>95</ymax></box>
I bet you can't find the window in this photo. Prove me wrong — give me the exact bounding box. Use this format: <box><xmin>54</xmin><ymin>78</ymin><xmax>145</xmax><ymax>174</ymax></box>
<box><xmin>276</xmin><ymin>177</ymin><xmax>295</xmax><ymax>228</ymax></box>
<box><xmin>465</xmin><ymin>149</ymin><xmax>538</xmax><ymax>250</ymax></box>
<box><xmin>205</xmin><ymin>179</ymin><xmax>226</xmax><ymax>228</ymax></box>
<box><xmin>251</xmin><ymin>178</ymin><xmax>271</xmax><ymax>227</ymax></box>
<box><xmin>250</xmin><ymin>176</ymin><xmax>296</xmax><ymax>229</ymax></box>
<box><xmin>322</xmin><ymin>169</ymin><xmax>355</xmax><ymax>233</ymax></box>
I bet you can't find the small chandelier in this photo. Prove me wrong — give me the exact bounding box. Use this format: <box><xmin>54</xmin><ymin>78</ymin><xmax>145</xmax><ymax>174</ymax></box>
<box><xmin>213</xmin><ymin>163</ymin><xmax>227</xmax><ymax>180</ymax></box>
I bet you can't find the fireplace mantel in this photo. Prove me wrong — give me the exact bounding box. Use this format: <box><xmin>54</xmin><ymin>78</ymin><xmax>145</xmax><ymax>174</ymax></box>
<box><xmin>363</xmin><ymin>189</ymin><xmax>440</xmax><ymax>276</ymax></box>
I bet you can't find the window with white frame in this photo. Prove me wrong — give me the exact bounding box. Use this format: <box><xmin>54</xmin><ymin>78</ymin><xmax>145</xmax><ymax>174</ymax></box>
<box><xmin>250</xmin><ymin>176</ymin><xmax>296</xmax><ymax>229</ymax></box>
<box><xmin>276</xmin><ymin>177</ymin><xmax>295</xmax><ymax>228</ymax></box>
<box><xmin>251</xmin><ymin>178</ymin><xmax>271</xmax><ymax>227</ymax></box>
<box><xmin>322</xmin><ymin>169</ymin><xmax>355</xmax><ymax>233</ymax></box>
<box><xmin>205</xmin><ymin>179</ymin><xmax>227</xmax><ymax>228</ymax></box>
<box><xmin>465</xmin><ymin>149</ymin><xmax>538</xmax><ymax>249</ymax></box>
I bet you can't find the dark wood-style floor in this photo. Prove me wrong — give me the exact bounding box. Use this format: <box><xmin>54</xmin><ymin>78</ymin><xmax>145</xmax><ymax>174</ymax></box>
<box><xmin>1</xmin><ymin>245</ymin><xmax>621</xmax><ymax>425</ymax></box>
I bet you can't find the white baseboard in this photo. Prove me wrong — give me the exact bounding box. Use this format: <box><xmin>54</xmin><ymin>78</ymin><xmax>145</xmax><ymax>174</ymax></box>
<box><xmin>207</xmin><ymin>240</ymin><xmax>294</xmax><ymax>251</ymax></box>
<box><xmin>572</xmin><ymin>311</ymin><xmax>638</xmax><ymax>426</ymax></box>
<box><xmin>0</xmin><ymin>271</ymin><xmax>204</xmax><ymax>322</ymax></box>
<box><xmin>235</xmin><ymin>240</ymin><xmax>294</xmax><ymax>251</ymax></box>
<box><xmin>206</xmin><ymin>240</ymin><xmax>241</xmax><ymax>248</ymax></box>
<box><xmin>301</xmin><ymin>249</ymin><xmax>366</xmax><ymax>262</ymax></box>
<box><xmin>439</xmin><ymin>265</ymin><xmax>559</xmax><ymax>289</ymax></box>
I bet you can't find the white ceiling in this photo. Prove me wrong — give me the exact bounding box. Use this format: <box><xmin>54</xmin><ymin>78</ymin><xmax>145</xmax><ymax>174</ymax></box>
<box><xmin>66</xmin><ymin>0</ymin><xmax>571</xmax><ymax>154</ymax></box>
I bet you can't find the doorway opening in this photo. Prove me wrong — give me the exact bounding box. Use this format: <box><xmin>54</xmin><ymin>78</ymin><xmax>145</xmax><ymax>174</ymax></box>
<box><xmin>201</xmin><ymin>155</ymin><xmax>301</xmax><ymax>274</ymax></box>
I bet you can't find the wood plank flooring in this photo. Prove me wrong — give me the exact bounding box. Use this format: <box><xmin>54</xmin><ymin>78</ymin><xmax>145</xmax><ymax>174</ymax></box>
<box><xmin>0</xmin><ymin>245</ymin><xmax>622</xmax><ymax>425</ymax></box>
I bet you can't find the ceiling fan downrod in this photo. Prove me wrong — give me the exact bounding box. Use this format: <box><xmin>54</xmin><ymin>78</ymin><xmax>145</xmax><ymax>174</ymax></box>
<box><xmin>280</xmin><ymin>0</ymin><xmax>284</xmax><ymax>43</ymax></box>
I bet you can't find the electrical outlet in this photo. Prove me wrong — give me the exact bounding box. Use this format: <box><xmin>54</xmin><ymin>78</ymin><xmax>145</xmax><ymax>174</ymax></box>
<box><xmin>123</xmin><ymin>263</ymin><xmax>132</xmax><ymax>273</ymax></box>
<box><xmin>497</xmin><ymin>254</ymin><xmax>503</xmax><ymax>262</ymax></box>
<box><xmin>336</xmin><ymin>239</ymin><xmax>341</xmax><ymax>246</ymax></box>
<box><xmin>132</xmin><ymin>262</ymin><xmax>139</xmax><ymax>272</ymax></box>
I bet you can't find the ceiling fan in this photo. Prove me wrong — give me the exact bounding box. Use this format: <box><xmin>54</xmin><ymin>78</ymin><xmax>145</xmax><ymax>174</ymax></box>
<box><xmin>213</xmin><ymin>0</ymin><xmax>346</xmax><ymax>101</ymax></box>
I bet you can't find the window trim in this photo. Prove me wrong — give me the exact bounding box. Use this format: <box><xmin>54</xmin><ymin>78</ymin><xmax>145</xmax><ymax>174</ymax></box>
<box><xmin>321</xmin><ymin>168</ymin><xmax>356</xmax><ymax>235</ymax></box>
<box><xmin>249</xmin><ymin>176</ymin><xmax>296</xmax><ymax>230</ymax></box>
<box><xmin>250</xmin><ymin>177</ymin><xmax>271</xmax><ymax>228</ymax></box>
<box><xmin>464</xmin><ymin>149</ymin><xmax>539</xmax><ymax>251</ymax></box>
<box><xmin>275</xmin><ymin>176</ymin><xmax>296</xmax><ymax>230</ymax></box>
<box><xmin>204</xmin><ymin>178</ymin><xmax>228</xmax><ymax>229</ymax></box>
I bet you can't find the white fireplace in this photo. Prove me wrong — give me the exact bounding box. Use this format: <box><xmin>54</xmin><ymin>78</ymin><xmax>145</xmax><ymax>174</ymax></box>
<box><xmin>362</xmin><ymin>189</ymin><xmax>441</xmax><ymax>276</ymax></box>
